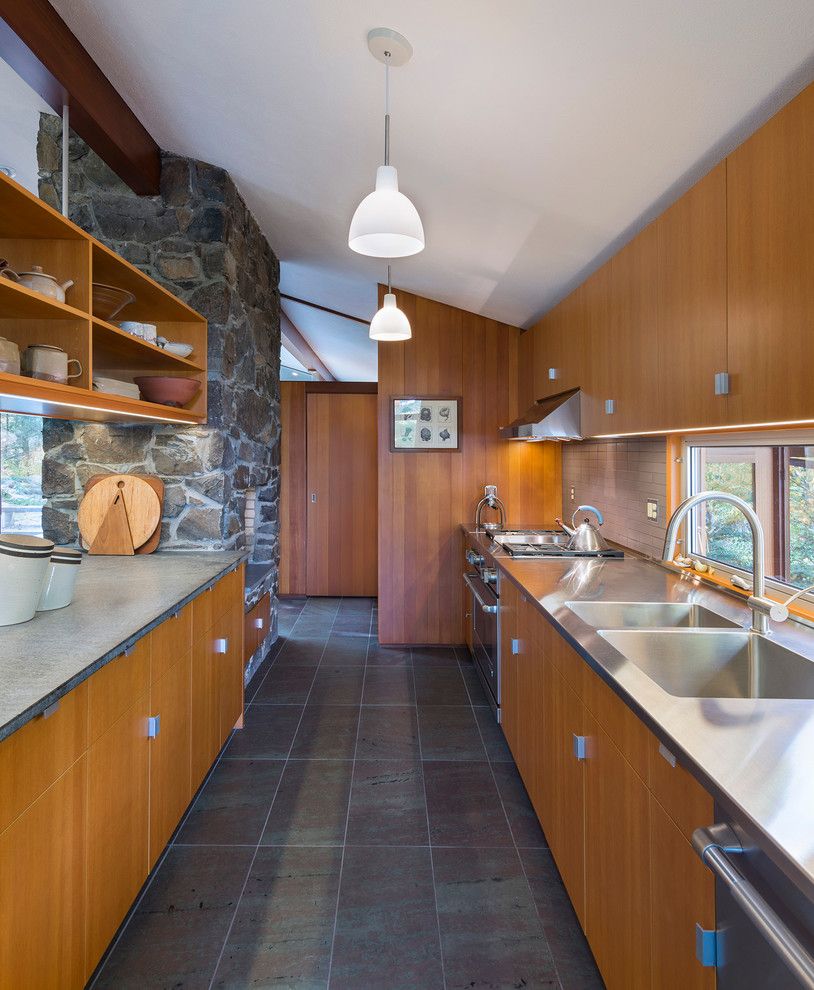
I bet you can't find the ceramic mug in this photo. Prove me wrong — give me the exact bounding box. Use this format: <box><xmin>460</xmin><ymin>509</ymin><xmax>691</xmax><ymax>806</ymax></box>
<box><xmin>22</xmin><ymin>344</ymin><xmax>82</xmax><ymax>384</ymax></box>
<box><xmin>37</xmin><ymin>547</ymin><xmax>82</xmax><ymax>611</ymax></box>
<box><xmin>0</xmin><ymin>534</ymin><xmax>54</xmax><ymax>625</ymax></box>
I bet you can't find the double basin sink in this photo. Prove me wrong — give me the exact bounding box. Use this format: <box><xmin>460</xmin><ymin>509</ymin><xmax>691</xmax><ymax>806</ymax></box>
<box><xmin>566</xmin><ymin>600</ymin><xmax>814</xmax><ymax>700</ymax></box>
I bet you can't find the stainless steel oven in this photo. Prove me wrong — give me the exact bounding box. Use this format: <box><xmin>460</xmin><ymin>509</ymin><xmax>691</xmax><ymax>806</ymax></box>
<box><xmin>464</xmin><ymin>547</ymin><xmax>500</xmax><ymax>715</ymax></box>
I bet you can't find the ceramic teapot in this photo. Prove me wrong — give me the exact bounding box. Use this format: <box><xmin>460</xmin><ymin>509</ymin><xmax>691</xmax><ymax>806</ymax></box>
<box><xmin>0</xmin><ymin>261</ymin><xmax>74</xmax><ymax>303</ymax></box>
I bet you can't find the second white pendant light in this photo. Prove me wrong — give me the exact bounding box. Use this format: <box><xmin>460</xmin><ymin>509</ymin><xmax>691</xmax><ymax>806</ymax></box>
<box><xmin>369</xmin><ymin>265</ymin><xmax>411</xmax><ymax>341</ymax></box>
<box><xmin>349</xmin><ymin>28</ymin><xmax>424</xmax><ymax>259</ymax></box>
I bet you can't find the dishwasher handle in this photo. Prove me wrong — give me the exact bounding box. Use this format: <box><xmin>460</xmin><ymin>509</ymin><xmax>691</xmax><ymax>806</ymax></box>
<box><xmin>463</xmin><ymin>572</ymin><xmax>498</xmax><ymax>614</ymax></box>
<box><xmin>693</xmin><ymin>824</ymin><xmax>814</xmax><ymax>989</ymax></box>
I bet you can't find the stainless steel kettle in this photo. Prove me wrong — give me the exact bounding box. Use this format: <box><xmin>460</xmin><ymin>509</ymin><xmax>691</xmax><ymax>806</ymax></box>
<box><xmin>555</xmin><ymin>505</ymin><xmax>608</xmax><ymax>552</ymax></box>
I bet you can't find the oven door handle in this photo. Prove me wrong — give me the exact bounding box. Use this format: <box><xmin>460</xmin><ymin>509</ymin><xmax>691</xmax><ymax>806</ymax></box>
<box><xmin>692</xmin><ymin>824</ymin><xmax>814</xmax><ymax>989</ymax></box>
<box><xmin>463</xmin><ymin>572</ymin><xmax>498</xmax><ymax>614</ymax></box>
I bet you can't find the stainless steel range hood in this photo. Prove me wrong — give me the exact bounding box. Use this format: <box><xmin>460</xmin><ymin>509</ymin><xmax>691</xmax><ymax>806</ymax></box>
<box><xmin>499</xmin><ymin>387</ymin><xmax>582</xmax><ymax>441</ymax></box>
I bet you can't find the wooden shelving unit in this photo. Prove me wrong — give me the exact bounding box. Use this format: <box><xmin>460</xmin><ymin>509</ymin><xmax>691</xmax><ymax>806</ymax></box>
<box><xmin>0</xmin><ymin>170</ymin><xmax>207</xmax><ymax>424</ymax></box>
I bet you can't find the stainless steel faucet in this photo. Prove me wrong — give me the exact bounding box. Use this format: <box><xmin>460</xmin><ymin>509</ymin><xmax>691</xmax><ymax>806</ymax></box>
<box><xmin>475</xmin><ymin>485</ymin><xmax>506</xmax><ymax>532</ymax></box>
<box><xmin>662</xmin><ymin>491</ymin><xmax>779</xmax><ymax>635</ymax></box>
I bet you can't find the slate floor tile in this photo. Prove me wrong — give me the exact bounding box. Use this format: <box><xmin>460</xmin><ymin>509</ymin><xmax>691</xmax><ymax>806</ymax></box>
<box><xmin>346</xmin><ymin>760</ymin><xmax>429</xmax><ymax>846</ymax></box>
<box><xmin>93</xmin><ymin>845</ymin><xmax>253</xmax><ymax>989</ymax></box>
<box><xmin>261</xmin><ymin>760</ymin><xmax>353</xmax><ymax>846</ymax></box>
<box><xmin>289</xmin><ymin>704</ymin><xmax>360</xmax><ymax>760</ymax></box>
<box><xmin>459</xmin><ymin>660</ymin><xmax>490</xmax><ymax>705</ymax></box>
<box><xmin>423</xmin><ymin>760</ymin><xmax>513</xmax><ymax>847</ymax></box>
<box><xmin>330</xmin><ymin>845</ymin><xmax>444</xmax><ymax>990</ymax></box>
<box><xmin>418</xmin><ymin>705</ymin><xmax>488</xmax><ymax>761</ymax></box>
<box><xmin>414</xmin><ymin>667</ymin><xmax>470</xmax><ymax>706</ymax></box>
<box><xmin>224</xmin><ymin>704</ymin><xmax>303</xmax><ymax>760</ymax></box>
<box><xmin>176</xmin><ymin>759</ymin><xmax>284</xmax><ymax>846</ymax></box>
<box><xmin>273</xmin><ymin>637</ymin><xmax>327</xmax><ymax>667</ymax></box>
<box><xmin>492</xmin><ymin>761</ymin><xmax>548</xmax><ymax>848</ymax></box>
<box><xmin>306</xmin><ymin>666</ymin><xmax>365</xmax><ymax>706</ymax></box>
<box><xmin>321</xmin><ymin>634</ymin><xmax>368</xmax><ymax>666</ymax></box>
<box><xmin>253</xmin><ymin>665</ymin><xmax>317</xmax><ymax>704</ymax></box>
<box><xmin>361</xmin><ymin>665</ymin><xmax>415</xmax><ymax>705</ymax></box>
<box><xmin>411</xmin><ymin>645</ymin><xmax>460</xmax><ymax>667</ymax></box>
<box><xmin>474</xmin><ymin>706</ymin><xmax>514</xmax><ymax>762</ymax></box>
<box><xmin>356</xmin><ymin>705</ymin><xmax>420</xmax><ymax>760</ymax></box>
<box><xmin>366</xmin><ymin>642</ymin><xmax>412</xmax><ymax>666</ymax></box>
<box><xmin>434</xmin><ymin>845</ymin><xmax>558</xmax><ymax>989</ymax></box>
<box><xmin>212</xmin><ymin>846</ymin><xmax>342</xmax><ymax>989</ymax></box>
<box><xmin>518</xmin><ymin>846</ymin><xmax>604</xmax><ymax>990</ymax></box>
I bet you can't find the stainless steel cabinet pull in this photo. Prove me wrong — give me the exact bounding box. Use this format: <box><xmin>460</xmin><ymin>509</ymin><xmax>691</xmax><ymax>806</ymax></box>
<box><xmin>42</xmin><ymin>700</ymin><xmax>60</xmax><ymax>719</ymax></box>
<box><xmin>214</xmin><ymin>638</ymin><xmax>229</xmax><ymax>654</ymax></box>
<box><xmin>511</xmin><ymin>638</ymin><xmax>520</xmax><ymax>655</ymax></box>
<box><xmin>254</xmin><ymin>617</ymin><xmax>264</xmax><ymax>629</ymax></box>
<box><xmin>658</xmin><ymin>742</ymin><xmax>677</xmax><ymax>767</ymax></box>
<box><xmin>573</xmin><ymin>734</ymin><xmax>589</xmax><ymax>760</ymax></box>
<box><xmin>463</xmin><ymin>573</ymin><xmax>498</xmax><ymax>614</ymax></box>
<box><xmin>693</xmin><ymin>824</ymin><xmax>814</xmax><ymax>989</ymax></box>
<box><xmin>147</xmin><ymin>715</ymin><xmax>161</xmax><ymax>739</ymax></box>
<box><xmin>310</xmin><ymin>492</ymin><xmax>317</xmax><ymax>503</ymax></box>
<box><xmin>714</xmin><ymin>371</ymin><xmax>730</xmax><ymax>396</ymax></box>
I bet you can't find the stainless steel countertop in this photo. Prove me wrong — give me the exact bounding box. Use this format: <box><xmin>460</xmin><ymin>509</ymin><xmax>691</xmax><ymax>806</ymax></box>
<box><xmin>463</xmin><ymin>525</ymin><xmax>814</xmax><ymax>902</ymax></box>
<box><xmin>0</xmin><ymin>551</ymin><xmax>246</xmax><ymax>742</ymax></box>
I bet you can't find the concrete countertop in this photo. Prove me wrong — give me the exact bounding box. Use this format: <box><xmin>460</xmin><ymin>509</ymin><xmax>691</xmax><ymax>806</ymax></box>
<box><xmin>0</xmin><ymin>551</ymin><xmax>246</xmax><ymax>742</ymax></box>
<box><xmin>463</xmin><ymin>525</ymin><xmax>814</xmax><ymax>902</ymax></box>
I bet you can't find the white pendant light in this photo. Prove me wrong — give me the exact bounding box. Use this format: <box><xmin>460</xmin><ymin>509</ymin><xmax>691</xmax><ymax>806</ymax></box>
<box><xmin>349</xmin><ymin>28</ymin><xmax>425</xmax><ymax>259</ymax></box>
<box><xmin>370</xmin><ymin>265</ymin><xmax>411</xmax><ymax>341</ymax></box>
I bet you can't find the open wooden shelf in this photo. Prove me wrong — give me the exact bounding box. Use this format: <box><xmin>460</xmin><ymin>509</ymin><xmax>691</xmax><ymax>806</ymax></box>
<box><xmin>0</xmin><ymin>169</ymin><xmax>208</xmax><ymax>425</ymax></box>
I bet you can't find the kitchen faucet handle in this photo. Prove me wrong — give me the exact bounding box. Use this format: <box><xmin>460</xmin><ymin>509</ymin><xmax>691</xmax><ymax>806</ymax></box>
<box><xmin>765</xmin><ymin>583</ymin><xmax>814</xmax><ymax>624</ymax></box>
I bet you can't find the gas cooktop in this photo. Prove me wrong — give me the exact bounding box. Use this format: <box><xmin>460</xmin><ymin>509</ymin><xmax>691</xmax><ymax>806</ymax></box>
<box><xmin>501</xmin><ymin>543</ymin><xmax>624</xmax><ymax>559</ymax></box>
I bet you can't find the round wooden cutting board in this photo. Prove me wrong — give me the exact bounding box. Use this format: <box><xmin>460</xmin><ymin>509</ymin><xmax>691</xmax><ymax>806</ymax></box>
<box><xmin>78</xmin><ymin>474</ymin><xmax>162</xmax><ymax>552</ymax></box>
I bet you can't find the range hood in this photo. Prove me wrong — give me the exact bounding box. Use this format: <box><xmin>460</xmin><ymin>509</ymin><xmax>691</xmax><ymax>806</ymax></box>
<box><xmin>499</xmin><ymin>387</ymin><xmax>582</xmax><ymax>441</ymax></box>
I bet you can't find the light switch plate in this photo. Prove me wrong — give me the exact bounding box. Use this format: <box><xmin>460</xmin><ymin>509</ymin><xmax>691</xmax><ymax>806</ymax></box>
<box><xmin>646</xmin><ymin>499</ymin><xmax>659</xmax><ymax>521</ymax></box>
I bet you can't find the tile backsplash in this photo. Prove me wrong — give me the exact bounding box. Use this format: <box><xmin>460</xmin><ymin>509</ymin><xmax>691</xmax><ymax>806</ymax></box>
<box><xmin>562</xmin><ymin>438</ymin><xmax>668</xmax><ymax>558</ymax></box>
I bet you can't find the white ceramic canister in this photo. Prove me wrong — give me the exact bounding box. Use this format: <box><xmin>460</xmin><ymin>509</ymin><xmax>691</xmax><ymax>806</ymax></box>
<box><xmin>0</xmin><ymin>534</ymin><xmax>54</xmax><ymax>625</ymax></box>
<box><xmin>36</xmin><ymin>546</ymin><xmax>82</xmax><ymax>611</ymax></box>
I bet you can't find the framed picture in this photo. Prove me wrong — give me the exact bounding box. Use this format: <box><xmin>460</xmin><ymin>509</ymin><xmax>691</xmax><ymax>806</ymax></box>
<box><xmin>391</xmin><ymin>395</ymin><xmax>461</xmax><ymax>452</ymax></box>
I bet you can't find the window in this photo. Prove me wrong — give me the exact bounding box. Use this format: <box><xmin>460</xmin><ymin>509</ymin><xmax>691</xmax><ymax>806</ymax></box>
<box><xmin>685</xmin><ymin>435</ymin><xmax>814</xmax><ymax>590</ymax></box>
<box><xmin>0</xmin><ymin>413</ymin><xmax>44</xmax><ymax>536</ymax></box>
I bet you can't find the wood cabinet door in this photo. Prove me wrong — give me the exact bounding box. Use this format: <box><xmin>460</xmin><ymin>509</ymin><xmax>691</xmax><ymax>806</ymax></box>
<box><xmin>306</xmin><ymin>391</ymin><xmax>378</xmax><ymax>596</ymax></box>
<box><xmin>539</xmin><ymin>659</ymin><xmax>587</xmax><ymax>924</ymax></box>
<box><xmin>498</xmin><ymin>577</ymin><xmax>520</xmax><ymax>756</ymax></box>
<box><xmin>219</xmin><ymin>605</ymin><xmax>245</xmax><ymax>742</ymax></box>
<box><xmin>656</xmin><ymin>163</ymin><xmax>728</xmax><ymax>431</ymax></box>
<box><xmin>584</xmin><ymin>715</ymin><xmax>651</xmax><ymax>989</ymax></box>
<box><xmin>514</xmin><ymin>595</ymin><xmax>543</xmax><ymax>807</ymax></box>
<box><xmin>726</xmin><ymin>83</ymin><xmax>814</xmax><ymax>425</ymax></box>
<box><xmin>86</xmin><ymin>692</ymin><xmax>150</xmax><ymax>972</ymax></box>
<box><xmin>0</xmin><ymin>757</ymin><xmax>87</xmax><ymax>990</ymax></box>
<box><xmin>190</xmin><ymin>634</ymin><xmax>219</xmax><ymax>789</ymax></box>
<box><xmin>149</xmin><ymin>651</ymin><xmax>192</xmax><ymax>868</ymax></box>
<box><xmin>649</xmin><ymin>793</ymin><xmax>716</xmax><ymax>990</ymax></box>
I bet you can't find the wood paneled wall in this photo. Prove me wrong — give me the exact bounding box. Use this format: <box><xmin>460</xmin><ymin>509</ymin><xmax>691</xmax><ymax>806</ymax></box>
<box><xmin>279</xmin><ymin>382</ymin><xmax>307</xmax><ymax>595</ymax></box>
<box><xmin>378</xmin><ymin>289</ymin><xmax>562</xmax><ymax>645</ymax></box>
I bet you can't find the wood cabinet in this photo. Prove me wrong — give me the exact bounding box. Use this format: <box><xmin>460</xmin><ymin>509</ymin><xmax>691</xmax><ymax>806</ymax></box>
<box><xmin>0</xmin><ymin>564</ymin><xmax>245</xmax><ymax>987</ymax></box>
<box><xmin>245</xmin><ymin>592</ymin><xmax>271</xmax><ymax>662</ymax></box>
<box><xmin>656</xmin><ymin>163</ymin><xmax>728</xmax><ymax>430</ymax></box>
<box><xmin>86</xmin><ymin>687</ymin><xmax>151</xmax><ymax>971</ymax></box>
<box><xmin>726</xmin><ymin>82</ymin><xmax>814</xmax><ymax>426</ymax></box>
<box><xmin>498</xmin><ymin>576</ymin><xmax>520</xmax><ymax>756</ymax></box>
<box><xmin>0</xmin><ymin>171</ymin><xmax>208</xmax><ymax>425</ymax></box>
<box><xmin>503</xmin><ymin>601</ymin><xmax>716</xmax><ymax>989</ymax></box>
<box><xmin>0</xmin><ymin>758</ymin><xmax>88</xmax><ymax>990</ymax></box>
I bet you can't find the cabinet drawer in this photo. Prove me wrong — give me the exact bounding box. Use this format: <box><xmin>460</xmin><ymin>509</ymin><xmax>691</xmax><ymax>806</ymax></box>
<box><xmin>151</xmin><ymin>602</ymin><xmax>193</xmax><ymax>683</ymax></box>
<box><xmin>88</xmin><ymin>637</ymin><xmax>150</xmax><ymax>743</ymax></box>
<box><xmin>244</xmin><ymin>592</ymin><xmax>271</xmax><ymax>661</ymax></box>
<box><xmin>0</xmin><ymin>682</ymin><xmax>88</xmax><ymax>833</ymax></box>
<box><xmin>192</xmin><ymin>583</ymin><xmax>216</xmax><ymax>641</ymax></box>
<box><xmin>584</xmin><ymin>666</ymin><xmax>649</xmax><ymax>782</ymax></box>
<box><xmin>212</xmin><ymin>565</ymin><xmax>244</xmax><ymax>621</ymax></box>
<box><xmin>647</xmin><ymin>732</ymin><xmax>714</xmax><ymax>841</ymax></box>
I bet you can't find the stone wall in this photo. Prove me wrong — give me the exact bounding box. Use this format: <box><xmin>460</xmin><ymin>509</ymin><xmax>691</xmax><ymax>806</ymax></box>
<box><xmin>37</xmin><ymin>115</ymin><xmax>281</xmax><ymax>575</ymax></box>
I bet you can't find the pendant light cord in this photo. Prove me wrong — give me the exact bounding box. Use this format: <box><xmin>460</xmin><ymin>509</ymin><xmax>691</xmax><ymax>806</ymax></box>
<box><xmin>384</xmin><ymin>55</ymin><xmax>391</xmax><ymax>165</ymax></box>
<box><xmin>387</xmin><ymin>264</ymin><xmax>392</xmax><ymax>293</ymax></box>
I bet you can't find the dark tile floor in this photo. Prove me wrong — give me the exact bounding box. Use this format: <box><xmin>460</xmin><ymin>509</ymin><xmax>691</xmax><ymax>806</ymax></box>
<box><xmin>91</xmin><ymin>596</ymin><xmax>604</xmax><ymax>990</ymax></box>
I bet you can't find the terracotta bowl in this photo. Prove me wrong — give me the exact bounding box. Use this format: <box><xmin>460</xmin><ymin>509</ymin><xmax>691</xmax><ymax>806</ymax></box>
<box><xmin>134</xmin><ymin>375</ymin><xmax>200</xmax><ymax>408</ymax></box>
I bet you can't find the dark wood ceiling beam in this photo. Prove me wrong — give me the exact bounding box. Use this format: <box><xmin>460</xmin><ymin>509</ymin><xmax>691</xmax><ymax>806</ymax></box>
<box><xmin>281</xmin><ymin>310</ymin><xmax>335</xmax><ymax>382</ymax></box>
<box><xmin>280</xmin><ymin>293</ymin><xmax>371</xmax><ymax>327</ymax></box>
<box><xmin>0</xmin><ymin>0</ymin><xmax>161</xmax><ymax>194</ymax></box>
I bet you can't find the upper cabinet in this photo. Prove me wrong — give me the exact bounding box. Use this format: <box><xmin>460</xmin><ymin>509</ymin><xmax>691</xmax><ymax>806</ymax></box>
<box><xmin>527</xmin><ymin>80</ymin><xmax>814</xmax><ymax>437</ymax></box>
<box><xmin>656</xmin><ymin>163</ymin><xmax>728</xmax><ymax>431</ymax></box>
<box><xmin>0</xmin><ymin>171</ymin><xmax>207</xmax><ymax>425</ymax></box>
<box><xmin>726</xmin><ymin>83</ymin><xmax>814</xmax><ymax>426</ymax></box>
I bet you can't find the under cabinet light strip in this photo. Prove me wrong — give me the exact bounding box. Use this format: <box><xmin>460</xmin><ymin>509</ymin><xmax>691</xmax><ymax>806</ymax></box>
<box><xmin>0</xmin><ymin>392</ymin><xmax>197</xmax><ymax>425</ymax></box>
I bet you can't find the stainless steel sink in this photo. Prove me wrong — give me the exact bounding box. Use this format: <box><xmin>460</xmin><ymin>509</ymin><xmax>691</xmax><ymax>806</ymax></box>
<box><xmin>491</xmin><ymin>530</ymin><xmax>569</xmax><ymax>548</ymax></box>
<box><xmin>598</xmin><ymin>629</ymin><xmax>814</xmax><ymax>699</ymax></box>
<box><xmin>566</xmin><ymin>600</ymin><xmax>739</xmax><ymax>630</ymax></box>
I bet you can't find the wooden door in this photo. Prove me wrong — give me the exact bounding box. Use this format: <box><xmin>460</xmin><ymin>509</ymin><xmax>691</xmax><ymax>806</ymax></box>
<box><xmin>656</xmin><ymin>164</ymin><xmax>728</xmax><ymax>431</ymax></box>
<box><xmin>86</xmin><ymin>691</ymin><xmax>150</xmax><ymax>972</ymax></box>
<box><xmin>584</xmin><ymin>715</ymin><xmax>651</xmax><ymax>989</ymax></box>
<box><xmin>0</xmin><ymin>758</ymin><xmax>87</xmax><ymax>990</ymax></box>
<box><xmin>498</xmin><ymin>577</ymin><xmax>520</xmax><ymax>755</ymax></box>
<box><xmin>306</xmin><ymin>391</ymin><xmax>378</xmax><ymax>596</ymax></box>
<box><xmin>149</xmin><ymin>651</ymin><xmax>192</xmax><ymax>867</ymax></box>
<box><xmin>539</xmin><ymin>657</ymin><xmax>587</xmax><ymax>924</ymax></box>
<box><xmin>726</xmin><ymin>83</ymin><xmax>814</xmax><ymax>425</ymax></box>
<box><xmin>649</xmin><ymin>794</ymin><xmax>716</xmax><ymax>990</ymax></box>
